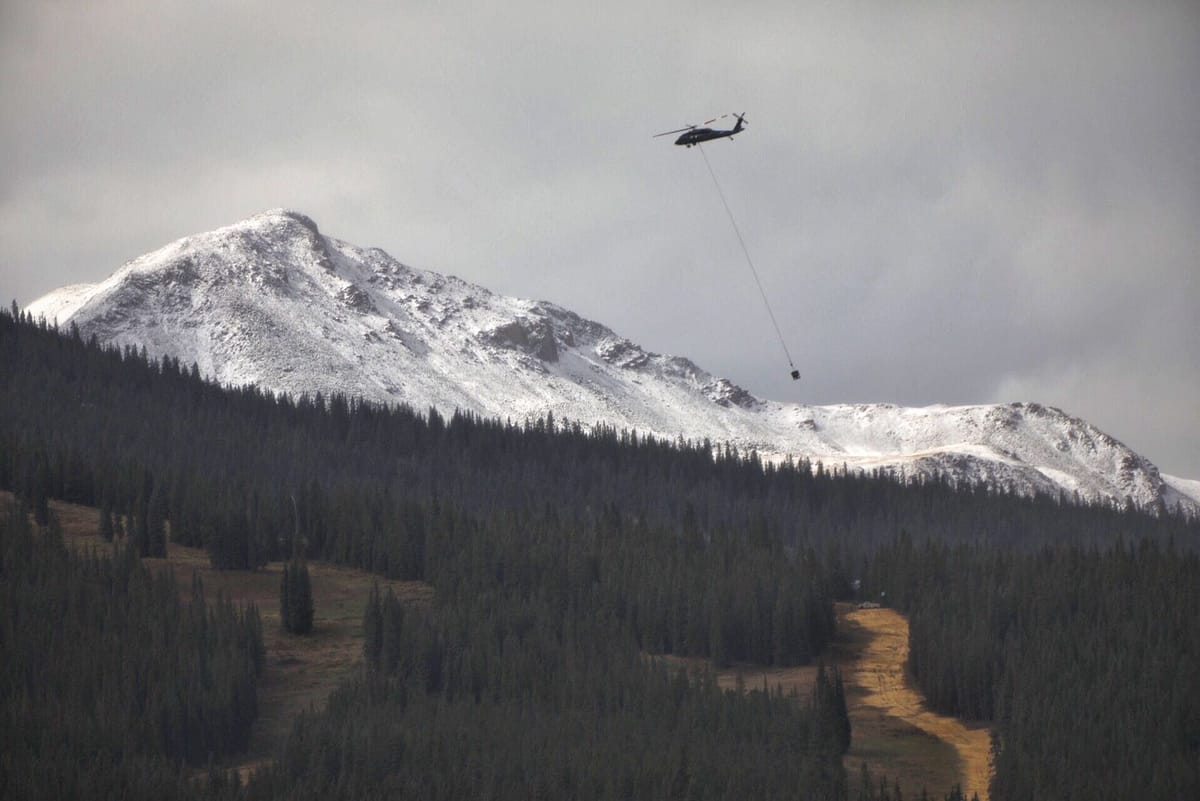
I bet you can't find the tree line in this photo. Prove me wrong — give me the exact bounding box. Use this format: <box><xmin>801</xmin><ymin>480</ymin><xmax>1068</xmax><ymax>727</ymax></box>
<box><xmin>4</xmin><ymin>306</ymin><xmax>1191</xmax><ymax>584</ymax></box>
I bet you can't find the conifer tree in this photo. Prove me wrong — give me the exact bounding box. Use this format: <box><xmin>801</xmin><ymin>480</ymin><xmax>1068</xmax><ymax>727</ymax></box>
<box><xmin>99</xmin><ymin>497</ymin><xmax>115</xmax><ymax>542</ymax></box>
<box><xmin>132</xmin><ymin>496</ymin><xmax>150</xmax><ymax>557</ymax></box>
<box><xmin>28</xmin><ymin>454</ymin><xmax>51</xmax><ymax>526</ymax></box>
<box><xmin>281</xmin><ymin>557</ymin><xmax>314</xmax><ymax>634</ymax></box>
<box><xmin>363</xmin><ymin>583</ymin><xmax>383</xmax><ymax>668</ymax></box>
<box><xmin>292</xmin><ymin>560</ymin><xmax>314</xmax><ymax>633</ymax></box>
<box><xmin>280</xmin><ymin>562</ymin><xmax>293</xmax><ymax>631</ymax></box>
<box><xmin>146</xmin><ymin>483</ymin><xmax>167</xmax><ymax>557</ymax></box>
<box><xmin>379</xmin><ymin>588</ymin><xmax>405</xmax><ymax>673</ymax></box>
<box><xmin>834</xmin><ymin>666</ymin><xmax>852</xmax><ymax>753</ymax></box>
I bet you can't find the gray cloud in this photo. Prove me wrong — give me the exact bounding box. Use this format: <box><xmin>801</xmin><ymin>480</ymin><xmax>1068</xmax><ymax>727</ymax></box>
<box><xmin>3</xmin><ymin>1</ymin><xmax>1198</xmax><ymax>477</ymax></box>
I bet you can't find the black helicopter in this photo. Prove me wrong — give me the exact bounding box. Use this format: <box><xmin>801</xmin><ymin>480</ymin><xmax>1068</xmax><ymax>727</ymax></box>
<box><xmin>654</xmin><ymin>113</ymin><xmax>747</xmax><ymax>147</ymax></box>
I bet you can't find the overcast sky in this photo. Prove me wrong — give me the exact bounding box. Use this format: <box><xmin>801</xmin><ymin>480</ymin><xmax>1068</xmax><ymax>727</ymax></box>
<box><xmin>2</xmin><ymin>1</ymin><xmax>1198</xmax><ymax>478</ymax></box>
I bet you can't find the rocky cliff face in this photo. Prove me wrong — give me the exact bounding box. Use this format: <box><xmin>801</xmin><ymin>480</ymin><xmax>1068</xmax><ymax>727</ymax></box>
<box><xmin>27</xmin><ymin>209</ymin><xmax>1200</xmax><ymax>514</ymax></box>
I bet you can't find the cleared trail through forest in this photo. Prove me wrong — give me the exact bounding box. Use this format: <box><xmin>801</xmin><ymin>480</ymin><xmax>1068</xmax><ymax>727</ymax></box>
<box><xmin>844</xmin><ymin>606</ymin><xmax>992</xmax><ymax>801</ymax></box>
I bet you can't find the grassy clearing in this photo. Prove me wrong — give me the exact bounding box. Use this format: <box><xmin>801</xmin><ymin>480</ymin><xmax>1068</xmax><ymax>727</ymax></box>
<box><xmin>22</xmin><ymin>493</ymin><xmax>433</xmax><ymax>779</ymax></box>
<box><xmin>840</xmin><ymin>605</ymin><xmax>992</xmax><ymax>801</ymax></box>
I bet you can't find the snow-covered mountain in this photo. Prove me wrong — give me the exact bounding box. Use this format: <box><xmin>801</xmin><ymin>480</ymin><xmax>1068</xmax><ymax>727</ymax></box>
<box><xmin>26</xmin><ymin>209</ymin><xmax>1200</xmax><ymax>515</ymax></box>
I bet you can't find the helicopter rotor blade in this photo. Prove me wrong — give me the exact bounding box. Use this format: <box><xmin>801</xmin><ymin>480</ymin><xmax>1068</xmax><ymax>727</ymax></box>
<box><xmin>653</xmin><ymin>112</ymin><xmax>745</xmax><ymax>139</ymax></box>
<box><xmin>653</xmin><ymin>125</ymin><xmax>696</xmax><ymax>137</ymax></box>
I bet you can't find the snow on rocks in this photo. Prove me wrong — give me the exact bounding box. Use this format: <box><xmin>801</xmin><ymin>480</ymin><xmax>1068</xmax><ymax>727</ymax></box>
<box><xmin>27</xmin><ymin>209</ymin><xmax>1200</xmax><ymax>514</ymax></box>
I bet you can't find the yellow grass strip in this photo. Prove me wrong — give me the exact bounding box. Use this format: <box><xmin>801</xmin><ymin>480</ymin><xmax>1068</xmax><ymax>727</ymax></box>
<box><xmin>843</xmin><ymin>606</ymin><xmax>992</xmax><ymax>801</ymax></box>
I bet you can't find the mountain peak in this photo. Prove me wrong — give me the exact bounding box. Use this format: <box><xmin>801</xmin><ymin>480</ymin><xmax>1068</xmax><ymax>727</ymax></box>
<box><xmin>25</xmin><ymin>212</ymin><xmax>1200</xmax><ymax>515</ymax></box>
<box><xmin>252</xmin><ymin>207</ymin><xmax>321</xmax><ymax>232</ymax></box>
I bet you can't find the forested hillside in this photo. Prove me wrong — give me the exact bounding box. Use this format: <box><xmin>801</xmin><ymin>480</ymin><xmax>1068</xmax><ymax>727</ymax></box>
<box><xmin>0</xmin><ymin>505</ymin><xmax>263</xmax><ymax>800</ymax></box>
<box><xmin>868</xmin><ymin>537</ymin><xmax>1199</xmax><ymax>800</ymax></box>
<box><xmin>2</xmin><ymin>306</ymin><xmax>1197</xmax><ymax>799</ymax></box>
<box><xmin>247</xmin><ymin>550</ymin><xmax>854</xmax><ymax>800</ymax></box>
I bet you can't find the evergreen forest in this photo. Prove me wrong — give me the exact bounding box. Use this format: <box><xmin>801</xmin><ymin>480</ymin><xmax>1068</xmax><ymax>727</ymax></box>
<box><xmin>0</xmin><ymin>504</ymin><xmax>263</xmax><ymax>800</ymax></box>
<box><xmin>1</xmin><ymin>306</ymin><xmax>1197</xmax><ymax>799</ymax></box>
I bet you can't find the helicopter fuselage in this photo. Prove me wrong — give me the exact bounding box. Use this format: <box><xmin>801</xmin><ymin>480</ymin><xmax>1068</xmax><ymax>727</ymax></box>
<box><xmin>675</xmin><ymin>128</ymin><xmax>730</xmax><ymax>147</ymax></box>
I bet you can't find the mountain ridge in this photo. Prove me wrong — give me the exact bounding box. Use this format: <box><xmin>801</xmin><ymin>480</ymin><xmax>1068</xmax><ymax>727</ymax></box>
<box><xmin>26</xmin><ymin>209</ymin><xmax>1200</xmax><ymax>515</ymax></box>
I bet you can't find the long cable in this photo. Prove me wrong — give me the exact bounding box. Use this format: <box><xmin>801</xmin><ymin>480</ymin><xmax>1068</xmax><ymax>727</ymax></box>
<box><xmin>697</xmin><ymin>143</ymin><xmax>798</xmax><ymax>375</ymax></box>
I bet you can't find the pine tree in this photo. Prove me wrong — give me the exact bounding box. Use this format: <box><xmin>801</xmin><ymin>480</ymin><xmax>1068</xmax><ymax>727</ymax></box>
<box><xmin>834</xmin><ymin>665</ymin><xmax>852</xmax><ymax>753</ymax></box>
<box><xmin>379</xmin><ymin>588</ymin><xmax>406</xmax><ymax>674</ymax></box>
<box><xmin>363</xmin><ymin>583</ymin><xmax>383</xmax><ymax>668</ymax></box>
<box><xmin>293</xmin><ymin>560</ymin><xmax>314</xmax><ymax>634</ymax></box>
<box><xmin>99</xmin><ymin>498</ymin><xmax>115</xmax><ymax>542</ymax></box>
<box><xmin>29</xmin><ymin>454</ymin><xmax>51</xmax><ymax>526</ymax></box>
<box><xmin>132</xmin><ymin>497</ymin><xmax>150</xmax><ymax>557</ymax></box>
<box><xmin>281</xmin><ymin>558</ymin><xmax>314</xmax><ymax>635</ymax></box>
<box><xmin>280</xmin><ymin>562</ymin><xmax>293</xmax><ymax>632</ymax></box>
<box><xmin>146</xmin><ymin>483</ymin><xmax>167</xmax><ymax>557</ymax></box>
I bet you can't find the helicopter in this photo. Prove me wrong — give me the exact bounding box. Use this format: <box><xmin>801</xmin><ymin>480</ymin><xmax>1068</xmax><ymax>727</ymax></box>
<box><xmin>652</xmin><ymin>111</ymin><xmax>800</xmax><ymax>381</ymax></box>
<box><xmin>654</xmin><ymin>113</ymin><xmax>747</xmax><ymax>147</ymax></box>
